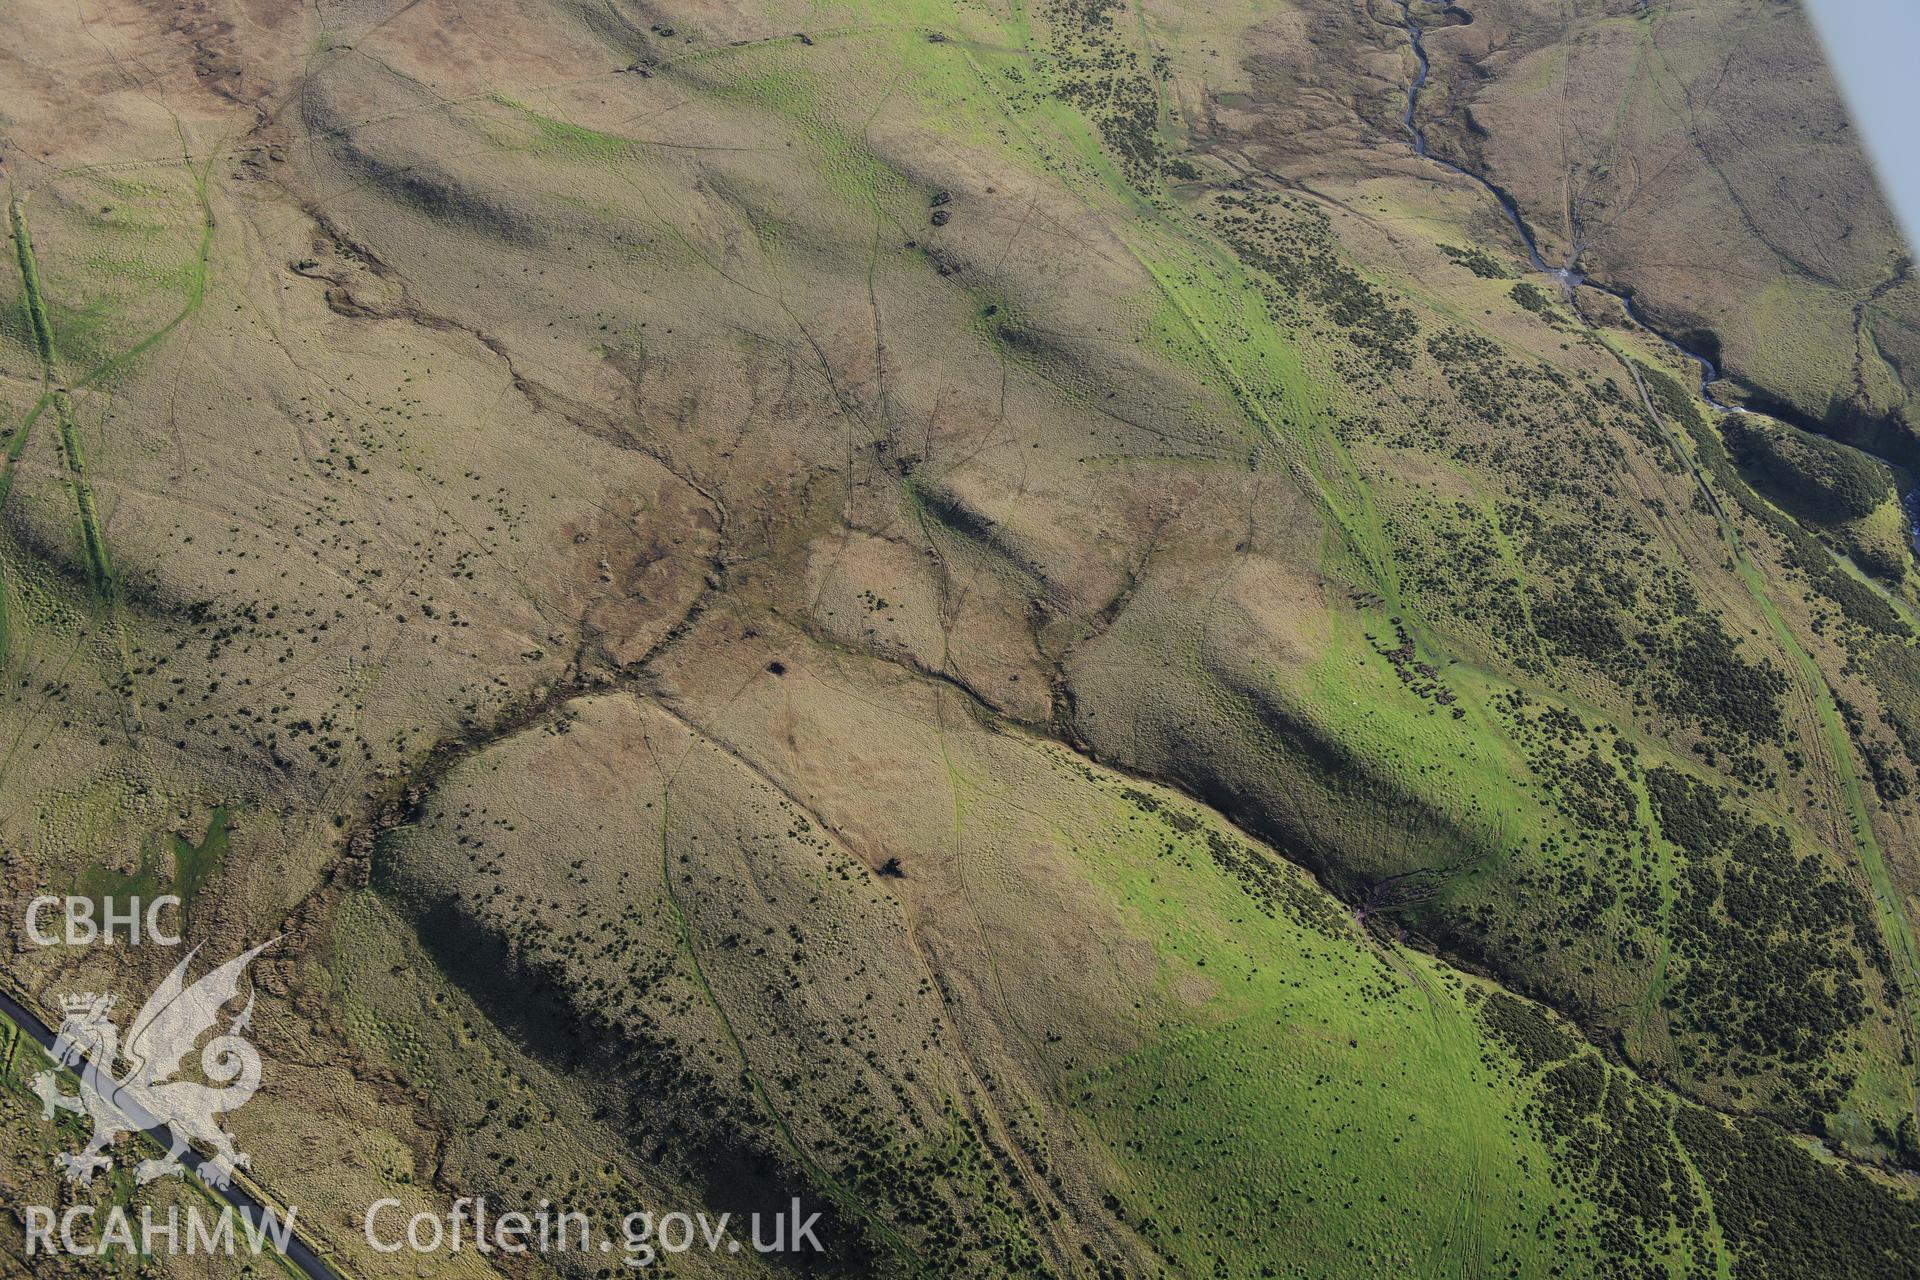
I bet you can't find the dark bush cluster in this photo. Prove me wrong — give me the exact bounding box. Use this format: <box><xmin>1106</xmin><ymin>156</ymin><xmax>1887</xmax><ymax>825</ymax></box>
<box><xmin>1675</xmin><ymin>1107</ymin><xmax>1920</xmax><ymax>1279</ymax></box>
<box><xmin>1648</xmin><ymin>766</ymin><xmax>1880</xmax><ymax>1116</ymax></box>
<box><xmin>1208</xmin><ymin>191</ymin><xmax>1420</xmax><ymax>372</ymax></box>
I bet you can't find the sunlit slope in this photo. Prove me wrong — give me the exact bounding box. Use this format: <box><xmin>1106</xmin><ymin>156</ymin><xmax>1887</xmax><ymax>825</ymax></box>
<box><xmin>364</xmin><ymin>625</ymin><xmax>1906</xmax><ymax>1278</ymax></box>
<box><xmin>0</xmin><ymin>0</ymin><xmax>1918</xmax><ymax>1276</ymax></box>
<box><xmin>1407</xmin><ymin>0</ymin><xmax>1916</xmax><ymax>454</ymax></box>
<box><xmin>274</xmin><ymin>0</ymin><xmax>1920</xmax><ymax>1175</ymax></box>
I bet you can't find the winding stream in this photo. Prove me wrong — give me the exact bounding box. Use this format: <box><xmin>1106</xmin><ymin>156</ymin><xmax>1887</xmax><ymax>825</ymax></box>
<box><xmin>1394</xmin><ymin>0</ymin><xmax>1920</xmax><ymax>548</ymax></box>
<box><xmin>1392</xmin><ymin>1</ymin><xmax>1920</xmax><ymax>1128</ymax></box>
<box><xmin>1395</xmin><ymin>3</ymin><xmax>1715</xmax><ymax>389</ymax></box>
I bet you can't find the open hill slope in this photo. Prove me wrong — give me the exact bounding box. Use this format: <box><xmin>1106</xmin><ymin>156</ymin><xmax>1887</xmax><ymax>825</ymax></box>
<box><xmin>1</xmin><ymin>0</ymin><xmax>1918</xmax><ymax>1276</ymax></box>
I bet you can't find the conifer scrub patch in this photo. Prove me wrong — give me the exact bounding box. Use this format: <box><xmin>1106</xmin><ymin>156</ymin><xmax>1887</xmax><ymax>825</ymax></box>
<box><xmin>4</xmin><ymin>0</ymin><xmax>1920</xmax><ymax>1276</ymax></box>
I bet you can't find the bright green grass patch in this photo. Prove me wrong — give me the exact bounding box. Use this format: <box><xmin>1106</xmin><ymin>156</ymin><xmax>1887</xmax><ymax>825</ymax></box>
<box><xmin>1295</xmin><ymin>599</ymin><xmax>1911</xmax><ymax>1133</ymax></box>
<box><xmin>1301</xmin><ymin>600</ymin><xmax>1541</xmax><ymax>853</ymax></box>
<box><xmin>169</xmin><ymin>806</ymin><xmax>232</xmax><ymax>918</ymax></box>
<box><xmin>692</xmin><ymin>50</ymin><xmax>922</xmax><ymax>212</ymax></box>
<box><xmin>1128</xmin><ymin>218</ymin><xmax>1407</xmax><ymax>601</ymax></box>
<box><xmin>490</xmin><ymin>96</ymin><xmax>635</xmax><ymax>162</ymax></box>
<box><xmin>46</xmin><ymin>296</ymin><xmax>119</xmax><ymax>373</ymax></box>
<box><xmin>1040</xmin><ymin>748</ymin><xmax>1718</xmax><ymax>1278</ymax></box>
<box><xmin>74</xmin><ymin>809</ymin><xmax>232</xmax><ymax>932</ymax></box>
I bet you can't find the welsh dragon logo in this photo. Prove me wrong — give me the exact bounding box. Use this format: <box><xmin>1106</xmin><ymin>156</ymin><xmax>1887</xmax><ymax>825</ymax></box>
<box><xmin>32</xmin><ymin>941</ymin><xmax>276</xmax><ymax>1190</ymax></box>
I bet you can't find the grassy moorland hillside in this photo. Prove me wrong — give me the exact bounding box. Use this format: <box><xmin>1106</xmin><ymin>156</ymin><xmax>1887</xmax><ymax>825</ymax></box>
<box><xmin>0</xmin><ymin>0</ymin><xmax>1917</xmax><ymax>1276</ymax></box>
<box><xmin>1406</xmin><ymin>0</ymin><xmax>1919</xmax><ymax>458</ymax></box>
